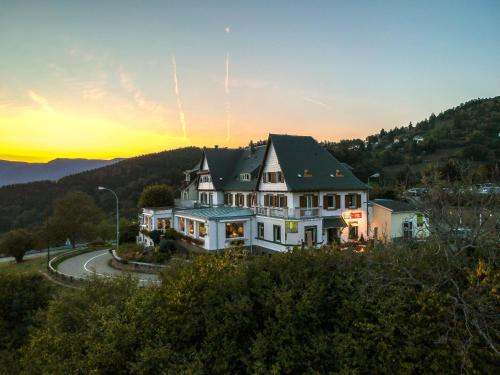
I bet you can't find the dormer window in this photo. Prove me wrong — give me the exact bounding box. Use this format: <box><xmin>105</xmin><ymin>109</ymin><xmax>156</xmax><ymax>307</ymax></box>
<box><xmin>200</xmin><ymin>175</ymin><xmax>212</xmax><ymax>183</ymax></box>
<box><xmin>263</xmin><ymin>171</ymin><xmax>284</xmax><ymax>183</ymax></box>
<box><xmin>336</xmin><ymin>169</ymin><xmax>344</xmax><ymax>177</ymax></box>
<box><xmin>303</xmin><ymin>169</ymin><xmax>312</xmax><ymax>177</ymax></box>
<box><xmin>240</xmin><ymin>173</ymin><xmax>251</xmax><ymax>181</ymax></box>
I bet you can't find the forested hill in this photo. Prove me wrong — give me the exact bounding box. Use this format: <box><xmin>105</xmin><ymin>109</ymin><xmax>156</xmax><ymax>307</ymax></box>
<box><xmin>324</xmin><ymin>96</ymin><xmax>500</xmax><ymax>184</ymax></box>
<box><xmin>0</xmin><ymin>147</ymin><xmax>201</xmax><ymax>233</ymax></box>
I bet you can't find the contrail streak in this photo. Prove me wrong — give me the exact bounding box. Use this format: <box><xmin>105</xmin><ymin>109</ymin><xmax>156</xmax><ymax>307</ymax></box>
<box><xmin>225</xmin><ymin>52</ymin><xmax>230</xmax><ymax>142</ymax></box>
<box><xmin>172</xmin><ymin>56</ymin><xmax>187</xmax><ymax>139</ymax></box>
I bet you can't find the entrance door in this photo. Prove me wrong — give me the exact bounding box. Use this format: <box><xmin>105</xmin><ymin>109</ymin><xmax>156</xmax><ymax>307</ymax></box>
<box><xmin>304</xmin><ymin>226</ymin><xmax>316</xmax><ymax>247</ymax></box>
<box><xmin>327</xmin><ymin>228</ymin><xmax>339</xmax><ymax>244</ymax></box>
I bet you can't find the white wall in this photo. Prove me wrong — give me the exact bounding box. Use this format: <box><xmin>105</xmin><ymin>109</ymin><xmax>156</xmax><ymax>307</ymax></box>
<box><xmin>391</xmin><ymin>212</ymin><xmax>429</xmax><ymax>240</ymax></box>
<box><xmin>258</xmin><ymin>142</ymin><xmax>288</xmax><ymax>191</ymax></box>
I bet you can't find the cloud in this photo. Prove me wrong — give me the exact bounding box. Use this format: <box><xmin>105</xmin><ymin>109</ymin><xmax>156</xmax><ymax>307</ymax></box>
<box><xmin>118</xmin><ymin>69</ymin><xmax>159</xmax><ymax>113</ymax></box>
<box><xmin>229</xmin><ymin>78</ymin><xmax>279</xmax><ymax>90</ymax></box>
<box><xmin>303</xmin><ymin>96</ymin><xmax>329</xmax><ymax>109</ymax></box>
<box><xmin>28</xmin><ymin>90</ymin><xmax>53</xmax><ymax>112</ymax></box>
<box><xmin>171</xmin><ymin>56</ymin><xmax>188</xmax><ymax>139</ymax></box>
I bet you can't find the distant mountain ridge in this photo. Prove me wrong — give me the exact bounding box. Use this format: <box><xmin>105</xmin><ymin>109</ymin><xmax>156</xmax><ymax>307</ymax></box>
<box><xmin>0</xmin><ymin>158</ymin><xmax>125</xmax><ymax>187</ymax></box>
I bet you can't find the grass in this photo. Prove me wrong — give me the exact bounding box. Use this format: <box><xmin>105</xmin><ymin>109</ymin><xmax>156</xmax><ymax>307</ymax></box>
<box><xmin>0</xmin><ymin>256</ymin><xmax>48</xmax><ymax>275</ymax></box>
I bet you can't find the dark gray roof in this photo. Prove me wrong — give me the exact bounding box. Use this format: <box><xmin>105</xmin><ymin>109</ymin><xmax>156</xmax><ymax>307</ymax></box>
<box><xmin>371</xmin><ymin>199</ymin><xmax>415</xmax><ymax>212</ymax></box>
<box><xmin>201</xmin><ymin>148</ymin><xmax>242</xmax><ymax>190</ymax></box>
<box><xmin>223</xmin><ymin>145</ymin><xmax>266</xmax><ymax>191</ymax></box>
<box><xmin>266</xmin><ymin>134</ymin><xmax>367</xmax><ymax>191</ymax></box>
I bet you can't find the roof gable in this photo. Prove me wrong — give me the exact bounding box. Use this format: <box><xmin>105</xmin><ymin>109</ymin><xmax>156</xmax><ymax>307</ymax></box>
<box><xmin>264</xmin><ymin>134</ymin><xmax>367</xmax><ymax>191</ymax></box>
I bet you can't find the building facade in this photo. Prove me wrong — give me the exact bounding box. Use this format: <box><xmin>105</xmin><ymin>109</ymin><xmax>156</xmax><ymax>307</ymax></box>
<box><xmin>369</xmin><ymin>199</ymin><xmax>429</xmax><ymax>242</ymax></box>
<box><xmin>139</xmin><ymin>134</ymin><xmax>369</xmax><ymax>252</ymax></box>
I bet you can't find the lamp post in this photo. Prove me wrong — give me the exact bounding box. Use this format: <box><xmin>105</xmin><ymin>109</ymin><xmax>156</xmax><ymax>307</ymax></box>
<box><xmin>367</xmin><ymin>173</ymin><xmax>380</xmax><ymax>240</ymax></box>
<box><xmin>98</xmin><ymin>186</ymin><xmax>119</xmax><ymax>252</ymax></box>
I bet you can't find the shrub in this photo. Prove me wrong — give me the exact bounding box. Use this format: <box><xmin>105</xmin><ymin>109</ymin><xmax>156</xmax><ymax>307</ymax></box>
<box><xmin>163</xmin><ymin>228</ymin><xmax>181</xmax><ymax>240</ymax></box>
<box><xmin>159</xmin><ymin>239</ymin><xmax>176</xmax><ymax>254</ymax></box>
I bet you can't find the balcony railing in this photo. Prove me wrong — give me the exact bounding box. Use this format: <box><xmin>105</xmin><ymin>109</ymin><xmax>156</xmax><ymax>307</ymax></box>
<box><xmin>254</xmin><ymin>206</ymin><xmax>320</xmax><ymax>219</ymax></box>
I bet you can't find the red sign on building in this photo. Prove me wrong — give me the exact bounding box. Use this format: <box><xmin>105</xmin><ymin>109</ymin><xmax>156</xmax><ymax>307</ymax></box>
<box><xmin>350</xmin><ymin>212</ymin><xmax>362</xmax><ymax>219</ymax></box>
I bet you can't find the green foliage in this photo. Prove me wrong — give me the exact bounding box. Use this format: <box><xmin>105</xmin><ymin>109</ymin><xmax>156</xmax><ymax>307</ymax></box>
<box><xmin>148</xmin><ymin>230</ymin><xmax>161</xmax><ymax>245</ymax></box>
<box><xmin>48</xmin><ymin>191</ymin><xmax>103</xmax><ymax>248</ymax></box>
<box><xmin>0</xmin><ymin>229</ymin><xmax>35</xmax><ymax>263</ymax></box>
<box><xmin>19</xmin><ymin>245</ymin><xmax>499</xmax><ymax>374</ymax></box>
<box><xmin>159</xmin><ymin>239</ymin><xmax>176</xmax><ymax>254</ymax></box>
<box><xmin>163</xmin><ymin>228</ymin><xmax>181</xmax><ymax>240</ymax></box>
<box><xmin>0</xmin><ymin>273</ymin><xmax>52</xmax><ymax>374</ymax></box>
<box><xmin>138</xmin><ymin>184</ymin><xmax>175</xmax><ymax>209</ymax></box>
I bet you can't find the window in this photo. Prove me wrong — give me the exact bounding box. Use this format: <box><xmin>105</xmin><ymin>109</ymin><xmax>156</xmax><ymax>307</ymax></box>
<box><xmin>198</xmin><ymin>222</ymin><xmax>206</xmax><ymax>238</ymax></box>
<box><xmin>257</xmin><ymin>222</ymin><xmax>264</xmax><ymax>238</ymax></box>
<box><xmin>200</xmin><ymin>175</ymin><xmax>211</xmax><ymax>183</ymax></box>
<box><xmin>236</xmin><ymin>193</ymin><xmax>244</xmax><ymax>207</ymax></box>
<box><xmin>345</xmin><ymin>193</ymin><xmax>361</xmax><ymax>209</ymax></box>
<box><xmin>277</xmin><ymin>194</ymin><xmax>287</xmax><ymax>208</ymax></box>
<box><xmin>188</xmin><ymin>220</ymin><xmax>194</xmax><ymax>235</ymax></box>
<box><xmin>336</xmin><ymin>169</ymin><xmax>344</xmax><ymax>177</ymax></box>
<box><xmin>323</xmin><ymin>194</ymin><xmax>340</xmax><ymax>209</ymax></box>
<box><xmin>285</xmin><ymin>221</ymin><xmax>298</xmax><ymax>233</ymax></box>
<box><xmin>157</xmin><ymin>219</ymin><xmax>170</xmax><ymax>232</ymax></box>
<box><xmin>179</xmin><ymin>217</ymin><xmax>185</xmax><ymax>232</ymax></box>
<box><xmin>240</xmin><ymin>173</ymin><xmax>251</xmax><ymax>181</ymax></box>
<box><xmin>348</xmin><ymin>223</ymin><xmax>358</xmax><ymax>240</ymax></box>
<box><xmin>300</xmin><ymin>194</ymin><xmax>318</xmax><ymax>208</ymax></box>
<box><xmin>209</xmin><ymin>193</ymin><xmax>213</xmax><ymax>206</ymax></box>
<box><xmin>200</xmin><ymin>192</ymin><xmax>208</xmax><ymax>204</ymax></box>
<box><xmin>226</xmin><ymin>222</ymin><xmax>244</xmax><ymax>238</ymax></box>
<box><xmin>263</xmin><ymin>171</ymin><xmax>284</xmax><ymax>183</ymax></box>
<box><xmin>403</xmin><ymin>221</ymin><xmax>413</xmax><ymax>239</ymax></box>
<box><xmin>273</xmin><ymin>225</ymin><xmax>281</xmax><ymax>243</ymax></box>
<box><xmin>224</xmin><ymin>193</ymin><xmax>233</xmax><ymax>206</ymax></box>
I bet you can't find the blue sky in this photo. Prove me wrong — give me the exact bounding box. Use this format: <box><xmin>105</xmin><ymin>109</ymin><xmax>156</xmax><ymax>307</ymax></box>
<box><xmin>0</xmin><ymin>0</ymin><xmax>499</xmax><ymax>161</ymax></box>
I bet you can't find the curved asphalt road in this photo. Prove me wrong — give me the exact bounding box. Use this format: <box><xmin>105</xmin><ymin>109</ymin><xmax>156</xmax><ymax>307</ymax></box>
<box><xmin>57</xmin><ymin>249</ymin><xmax>159</xmax><ymax>284</ymax></box>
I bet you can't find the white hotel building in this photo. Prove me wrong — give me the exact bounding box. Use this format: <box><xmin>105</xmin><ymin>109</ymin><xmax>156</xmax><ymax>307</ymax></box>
<box><xmin>138</xmin><ymin>134</ymin><xmax>369</xmax><ymax>252</ymax></box>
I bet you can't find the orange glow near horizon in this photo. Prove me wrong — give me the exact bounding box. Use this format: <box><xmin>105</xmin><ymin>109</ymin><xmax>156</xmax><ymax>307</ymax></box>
<box><xmin>0</xmin><ymin>105</ymin><xmax>365</xmax><ymax>163</ymax></box>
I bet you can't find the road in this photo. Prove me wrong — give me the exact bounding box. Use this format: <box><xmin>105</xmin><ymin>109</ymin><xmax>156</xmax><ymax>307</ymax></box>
<box><xmin>0</xmin><ymin>244</ymin><xmax>85</xmax><ymax>264</ymax></box>
<box><xmin>56</xmin><ymin>249</ymin><xmax>159</xmax><ymax>284</ymax></box>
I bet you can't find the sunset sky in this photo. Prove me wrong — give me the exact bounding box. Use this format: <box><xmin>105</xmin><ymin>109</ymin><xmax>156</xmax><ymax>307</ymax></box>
<box><xmin>1</xmin><ymin>0</ymin><xmax>499</xmax><ymax>162</ymax></box>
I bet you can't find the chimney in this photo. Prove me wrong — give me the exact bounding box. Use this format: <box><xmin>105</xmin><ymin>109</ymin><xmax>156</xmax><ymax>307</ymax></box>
<box><xmin>214</xmin><ymin>145</ymin><xmax>219</xmax><ymax>149</ymax></box>
<box><xmin>249</xmin><ymin>140</ymin><xmax>255</xmax><ymax>154</ymax></box>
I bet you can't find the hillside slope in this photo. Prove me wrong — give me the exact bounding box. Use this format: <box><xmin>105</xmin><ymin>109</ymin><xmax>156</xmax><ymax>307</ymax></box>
<box><xmin>0</xmin><ymin>147</ymin><xmax>201</xmax><ymax>232</ymax></box>
<box><xmin>324</xmin><ymin>96</ymin><xmax>500</xmax><ymax>184</ymax></box>
<box><xmin>0</xmin><ymin>158</ymin><xmax>124</xmax><ymax>187</ymax></box>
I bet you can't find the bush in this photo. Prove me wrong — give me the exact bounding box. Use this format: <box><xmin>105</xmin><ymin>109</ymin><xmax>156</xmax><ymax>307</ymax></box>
<box><xmin>87</xmin><ymin>239</ymin><xmax>111</xmax><ymax>248</ymax></box>
<box><xmin>148</xmin><ymin>230</ymin><xmax>161</xmax><ymax>245</ymax></box>
<box><xmin>159</xmin><ymin>239</ymin><xmax>176</xmax><ymax>254</ymax></box>
<box><xmin>18</xmin><ymin>244</ymin><xmax>499</xmax><ymax>374</ymax></box>
<box><xmin>163</xmin><ymin>228</ymin><xmax>181</xmax><ymax>240</ymax></box>
<box><xmin>0</xmin><ymin>273</ymin><xmax>52</xmax><ymax>374</ymax></box>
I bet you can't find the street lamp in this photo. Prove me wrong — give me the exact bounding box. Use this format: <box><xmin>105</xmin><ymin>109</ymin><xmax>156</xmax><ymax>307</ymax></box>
<box><xmin>98</xmin><ymin>186</ymin><xmax>119</xmax><ymax>252</ymax></box>
<box><xmin>367</xmin><ymin>173</ymin><xmax>380</xmax><ymax>240</ymax></box>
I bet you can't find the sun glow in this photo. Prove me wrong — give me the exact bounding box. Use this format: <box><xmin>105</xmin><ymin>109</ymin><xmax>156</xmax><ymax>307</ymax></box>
<box><xmin>0</xmin><ymin>108</ymin><xmax>192</xmax><ymax>162</ymax></box>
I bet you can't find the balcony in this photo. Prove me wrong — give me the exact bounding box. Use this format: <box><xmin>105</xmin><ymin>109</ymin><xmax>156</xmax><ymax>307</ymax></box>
<box><xmin>254</xmin><ymin>206</ymin><xmax>320</xmax><ymax>219</ymax></box>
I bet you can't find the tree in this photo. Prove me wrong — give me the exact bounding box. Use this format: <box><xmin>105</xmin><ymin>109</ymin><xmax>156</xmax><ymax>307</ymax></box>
<box><xmin>0</xmin><ymin>229</ymin><xmax>35</xmax><ymax>263</ymax></box>
<box><xmin>49</xmin><ymin>191</ymin><xmax>103</xmax><ymax>248</ymax></box>
<box><xmin>138</xmin><ymin>184</ymin><xmax>174</xmax><ymax>208</ymax></box>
